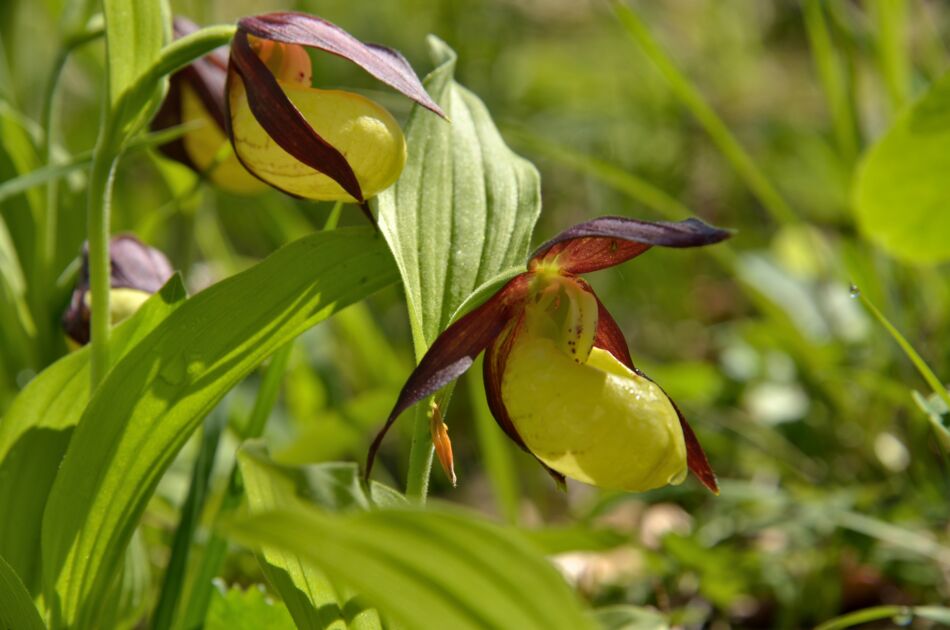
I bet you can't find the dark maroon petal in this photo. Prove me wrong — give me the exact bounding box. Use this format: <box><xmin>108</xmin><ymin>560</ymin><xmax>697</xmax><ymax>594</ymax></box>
<box><xmin>483</xmin><ymin>317</ymin><xmax>529</xmax><ymax>453</ymax></box>
<box><xmin>172</xmin><ymin>17</ymin><xmax>230</xmax><ymax>130</ymax></box>
<box><xmin>483</xmin><ymin>318</ymin><xmax>567</xmax><ymax>489</ymax></box>
<box><xmin>530</xmin><ymin>216</ymin><xmax>732</xmax><ymax>275</ymax></box>
<box><xmin>365</xmin><ymin>273</ymin><xmax>532</xmax><ymax>480</ymax></box>
<box><xmin>151</xmin><ymin>76</ymin><xmax>193</xmax><ymax>168</ymax></box>
<box><xmin>152</xmin><ymin>16</ymin><xmax>230</xmax><ymax>167</ymax></box>
<box><xmin>587</xmin><ymin>286</ymin><xmax>635</xmax><ymax>370</ymax></box>
<box><xmin>238</xmin><ymin>12</ymin><xmax>445</xmax><ymax>118</ymax></box>
<box><xmin>227</xmin><ymin>29</ymin><xmax>364</xmax><ymax>201</ymax></box>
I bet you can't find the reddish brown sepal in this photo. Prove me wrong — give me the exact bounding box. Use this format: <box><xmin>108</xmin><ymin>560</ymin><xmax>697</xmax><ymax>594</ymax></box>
<box><xmin>666</xmin><ymin>396</ymin><xmax>719</xmax><ymax>494</ymax></box>
<box><xmin>227</xmin><ymin>29</ymin><xmax>364</xmax><ymax>201</ymax></box>
<box><xmin>238</xmin><ymin>12</ymin><xmax>445</xmax><ymax>119</ymax></box>
<box><xmin>365</xmin><ymin>274</ymin><xmax>532</xmax><ymax>480</ymax></box>
<box><xmin>530</xmin><ymin>216</ymin><xmax>732</xmax><ymax>275</ymax></box>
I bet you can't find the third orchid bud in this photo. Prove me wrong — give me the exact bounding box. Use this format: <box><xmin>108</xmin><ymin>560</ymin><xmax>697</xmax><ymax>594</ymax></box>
<box><xmin>62</xmin><ymin>235</ymin><xmax>174</xmax><ymax>347</ymax></box>
<box><xmin>152</xmin><ymin>17</ymin><xmax>265</xmax><ymax>195</ymax></box>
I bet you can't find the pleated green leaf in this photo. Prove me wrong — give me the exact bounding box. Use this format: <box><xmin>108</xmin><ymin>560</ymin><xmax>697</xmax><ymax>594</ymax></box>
<box><xmin>41</xmin><ymin>228</ymin><xmax>397</xmax><ymax>628</ymax></box>
<box><xmin>238</xmin><ymin>443</ymin><xmax>382</xmax><ymax>630</ymax></box>
<box><xmin>377</xmin><ymin>36</ymin><xmax>541</xmax><ymax>354</ymax></box>
<box><xmin>0</xmin><ymin>554</ymin><xmax>45</xmax><ymax>630</ymax></box>
<box><xmin>226</xmin><ymin>504</ymin><xmax>594</xmax><ymax>630</ymax></box>
<box><xmin>0</xmin><ymin>276</ymin><xmax>186</xmax><ymax>594</ymax></box>
<box><xmin>854</xmin><ymin>71</ymin><xmax>950</xmax><ymax>264</ymax></box>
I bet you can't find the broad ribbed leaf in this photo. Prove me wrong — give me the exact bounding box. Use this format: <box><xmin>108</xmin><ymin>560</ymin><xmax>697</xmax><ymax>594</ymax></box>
<box><xmin>0</xmin><ymin>277</ymin><xmax>186</xmax><ymax>594</ymax></box>
<box><xmin>377</xmin><ymin>36</ymin><xmax>541</xmax><ymax>355</ymax></box>
<box><xmin>227</xmin><ymin>505</ymin><xmax>594</xmax><ymax>630</ymax></box>
<box><xmin>854</xmin><ymin>71</ymin><xmax>950</xmax><ymax>264</ymax></box>
<box><xmin>238</xmin><ymin>443</ymin><xmax>382</xmax><ymax>630</ymax></box>
<box><xmin>0</xmin><ymin>554</ymin><xmax>45</xmax><ymax>630</ymax></box>
<box><xmin>41</xmin><ymin>228</ymin><xmax>397</xmax><ymax>628</ymax></box>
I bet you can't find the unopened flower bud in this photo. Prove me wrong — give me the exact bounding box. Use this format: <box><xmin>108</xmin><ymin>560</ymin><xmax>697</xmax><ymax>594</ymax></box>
<box><xmin>62</xmin><ymin>236</ymin><xmax>174</xmax><ymax>346</ymax></box>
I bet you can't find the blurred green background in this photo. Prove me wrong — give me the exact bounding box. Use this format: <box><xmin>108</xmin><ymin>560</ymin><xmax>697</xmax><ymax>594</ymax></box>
<box><xmin>2</xmin><ymin>0</ymin><xmax>949</xmax><ymax>628</ymax></box>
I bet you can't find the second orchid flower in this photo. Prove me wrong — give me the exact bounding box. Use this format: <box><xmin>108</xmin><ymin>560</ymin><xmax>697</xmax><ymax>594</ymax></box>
<box><xmin>367</xmin><ymin>216</ymin><xmax>731</xmax><ymax>494</ymax></box>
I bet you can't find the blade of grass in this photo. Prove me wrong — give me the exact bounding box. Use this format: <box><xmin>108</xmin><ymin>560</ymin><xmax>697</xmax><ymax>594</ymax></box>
<box><xmin>152</xmin><ymin>410</ymin><xmax>227</xmax><ymax>630</ymax></box>
<box><xmin>37</xmin><ymin>18</ymin><xmax>105</xmax><ymax>364</ymax></box>
<box><xmin>506</xmin><ymin>127</ymin><xmax>690</xmax><ymax>220</ymax></box>
<box><xmin>815</xmin><ymin>605</ymin><xmax>947</xmax><ymax>630</ymax></box>
<box><xmin>868</xmin><ymin>0</ymin><xmax>909</xmax><ymax>113</ymax></box>
<box><xmin>852</xmin><ymin>285</ymin><xmax>950</xmax><ymax>413</ymax></box>
<box><xmin>179</xmin><ymin>342</ymin><xmax>294</xmax><ymax>628</ymax></box>
<box><xmin>612</xmin><ymin>1</ymin><xmax>797</xmax><ymax>225</ymax></box>
<box><xmin>835</xmin><ymin>510</ymin><xmax>950</xmax><ymax>564</ymax></box>
<box><xmin>803</xmin><ymin>0</ymin><xmax>860</xmax><ymax>164</ymax></box>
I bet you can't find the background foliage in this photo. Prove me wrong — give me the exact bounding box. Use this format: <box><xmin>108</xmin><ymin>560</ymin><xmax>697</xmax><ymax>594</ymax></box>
<box><xmin>1</xmin><ymin>0</ymin><xmax>949</xmax><ymax>629</ymax></box>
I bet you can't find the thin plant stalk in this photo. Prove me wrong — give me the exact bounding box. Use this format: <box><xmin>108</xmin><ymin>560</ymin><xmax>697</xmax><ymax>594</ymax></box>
<box><xmin>86</xmin><ymin>151</ymin><xmax>119</xmax><ymax>386</ymax></box>
<box><xmin>854</xmin><ymin>286</ymin><xmax>950</xmax><ymax>411</ymax></box>
<box><xmin>816</xmin><ymin>605</ymin><xmax>950</xmax><ymax>630</ymax></box>
<box><xmin>151</xmin><ymin>411</ymin><xmax>226</xmax><ymax>630</ymax></box>
<box><xmin>802</xmin><ymin>0</ymin><xmax>860</xmax><ymax>165</ymax></box>
<box><xmin>39</xmin><ymin>24</ymin><xmax>104</xmax><ymax>359</ymax></box>
<box><xmin>612</xmin><ymin>2</ymin><xmax>798</xmax><ymax>225</ymax></box>
<box><xmin>868</xmin><ymin>0</ymin><xmax>909</xmax><ymax>113</ymax></box>
<box><xmin>404</xmin><ymin>402</ymin><xmax>435</xmax><ymax>501</ymax></box>
<box><xmin>322</xmin><ymin>200</ymin><xmax>344</xmax><ymax>231</ymax></box>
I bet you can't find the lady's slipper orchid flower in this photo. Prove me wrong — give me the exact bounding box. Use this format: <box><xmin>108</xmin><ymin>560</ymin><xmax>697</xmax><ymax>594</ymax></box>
<box><xmin>152</xmin><ymin>17</ymin><xmax>266</xmax><ymax>195</ymax></box>
<box><xmin>367</xmin><ymin>216</ymin><xmax>731</xmax><ymax>493</ymax></box>
<box><xmin>62</xmin><ymin>235</ymin><xmax>174</xmax><ymax>347</ymax></box>
<box><xmin>224</xmin><ymin>12</ymin><xmax>445</xmax><ymax>217</ymax></box>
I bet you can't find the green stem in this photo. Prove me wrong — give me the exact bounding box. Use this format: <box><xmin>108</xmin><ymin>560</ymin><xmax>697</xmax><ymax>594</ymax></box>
<box><xmin>151</xmin><ymin>412</ymin><xmax>225</xmax><ymax>630</ymax></box>
<box><xmin>612</xmin><ymin>2</ymin><xmax>798</xmax><ymax>225</ymax></box>
<box><xmin>855</xmin><ymin>287</ymin><xmax>950</xmax><ymax>411</ymax></box>
<box><xmin>404</xmin><ymin>403</ymin><xmax>434</xmax><ymax>502</ymax></box>
<box><xmin>868</xmin><ymin>0</ymin><xmax>909</xmax><ymax>114</ymax></box>
<box><xmin>815</xmin><ymin>605</ymin><xmax>911</xmax><ymax>630</ymax></box>
<box><xmin>33</xmin><ymin>25</ymin><xmax>104</xmax><ymax>366</ymax></box>
<box><xmin>322</xmin><ymin>201</ymin><xmax>344</xmax><ymax>231</ymax></box>
<box><xmin>87</xmin><ymin>149</ymin><xmax>119</xmax><ymax>386</ymax></box>
<box><xmin>802</xmin><ymin>0</ymin><xmax>860</xmax><ymax>164</ymax></box>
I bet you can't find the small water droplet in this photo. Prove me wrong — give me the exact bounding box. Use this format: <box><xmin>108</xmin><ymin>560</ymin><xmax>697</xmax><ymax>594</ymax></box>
<box><xmin>891</xmin><ymin>608</ymin><xmax>913</xmax><ymax>626</ymax></box>
<box><xmin>849</xmin><ymin>283</ymin><xmax>861</xmax><ymax>299</ymax></box>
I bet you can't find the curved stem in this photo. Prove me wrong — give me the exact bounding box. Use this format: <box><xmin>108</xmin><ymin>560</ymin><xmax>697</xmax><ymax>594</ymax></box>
<box><xmin>87</xmin><ymin>151</ymin><xmax>119</xmax><ymax>386</ymax></box>
<box><xmin>38</xmin><ymin>25</ymin><xmax>105</xmax><ymax>362</ymax></box>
